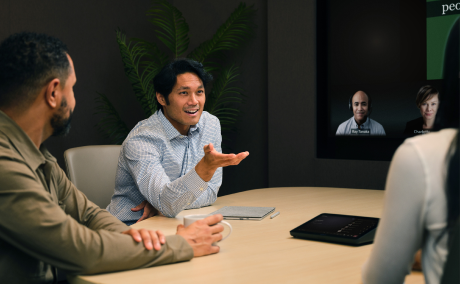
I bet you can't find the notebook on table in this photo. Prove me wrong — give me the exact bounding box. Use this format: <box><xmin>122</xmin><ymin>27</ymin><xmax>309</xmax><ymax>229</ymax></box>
<box><xmin>210</xmin><ymin>206</ymin><xmax>275</xmax><ymax>221</ymax></box>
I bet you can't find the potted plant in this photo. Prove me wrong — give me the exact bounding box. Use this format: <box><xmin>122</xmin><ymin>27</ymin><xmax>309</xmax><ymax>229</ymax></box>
<box><xmin>95</xmin><ymin>0</ymin><xmax>256</xmax><ymax>148</ymax></box>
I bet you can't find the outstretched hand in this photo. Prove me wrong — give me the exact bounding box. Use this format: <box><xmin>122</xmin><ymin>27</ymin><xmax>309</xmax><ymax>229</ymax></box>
<box><xmin>176</xmin><ymin>214</ymin><xmax>224</xmax><ymax>257</ymax></box>
<box><xmin>195</xmin><ymin>143</ymin><xmax>249</xmax><ymax>181</ymax></box>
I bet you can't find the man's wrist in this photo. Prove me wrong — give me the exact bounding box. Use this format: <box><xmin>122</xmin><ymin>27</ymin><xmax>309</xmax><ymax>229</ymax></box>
<box><xmin>195</xmin><ymin>159</ymin><xmax>215</xmax><ymax>182</ymax></box>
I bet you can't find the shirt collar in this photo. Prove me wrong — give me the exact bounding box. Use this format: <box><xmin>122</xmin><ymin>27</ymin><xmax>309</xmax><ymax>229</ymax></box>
<box><xmin>157</xmin><ymin>109</ymin><xmax>201</xmax><ymax>141</ymax></box>
<box><xmin>353</xmin><ymin>116</ymin><xmax>369</xmax><ymax>127</ymax></box>
<box><xmin>0</xmin><ymin>111</ymin><xmax>55</xmax><ymax>171</ymax></box>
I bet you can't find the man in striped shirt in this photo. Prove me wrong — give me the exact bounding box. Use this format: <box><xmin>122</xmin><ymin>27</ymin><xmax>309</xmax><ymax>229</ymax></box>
<box><xmin>107</xmin><ymin>59</ymin><xmax>249</xmax><ymax>223</ymax></box>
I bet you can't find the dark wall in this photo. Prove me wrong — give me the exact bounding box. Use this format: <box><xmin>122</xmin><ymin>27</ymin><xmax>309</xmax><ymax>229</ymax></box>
<box><xmin>1</xmin><ymin>0</ymin><xmax>391</xmax><ymax>194</ymax></box>
<box><xmin>0</xmin><ymin>0</ymin><xmax>155</xmax><ymax>167</ymax></box>
<box><xmin>267</xmin><ymin>0</ymin><xmax>391</xmax><ymax>190</ymax></box>
<box><xmin>0</xmin><ymin>0</ymin><xmax>268</xmax><ymax>196</ymax></box>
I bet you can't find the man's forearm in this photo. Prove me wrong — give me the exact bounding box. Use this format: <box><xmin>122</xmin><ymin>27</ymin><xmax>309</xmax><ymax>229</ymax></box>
<box><xmin>84</xmin><ymin>207</ymin><xmax>130</xmax><ymax>232</ymax></box>
<box><xmin>66</xmin><ymin>234</ymin><xmax>193</xmax><ymax>275</ymax></box>
<box><xmin>0</xmin><ymin>186</ymin><xmax>194</xmax><ymax>276</ymax></box>
<box><xmin>138</xmin><ymin>164</ymin><xmax>222</xmax><ymax>218</ymax></box>
<box><xmin>151</xmin><ymin>168</ymin><xmax>212</xmax><ymax>217</ymax></box>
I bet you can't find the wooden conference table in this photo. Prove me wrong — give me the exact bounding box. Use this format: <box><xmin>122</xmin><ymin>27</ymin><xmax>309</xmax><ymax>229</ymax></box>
<box><xmin>71</xmin><ymin>187</ymin><xmax>424</xmax><ymax>284</ymax></box>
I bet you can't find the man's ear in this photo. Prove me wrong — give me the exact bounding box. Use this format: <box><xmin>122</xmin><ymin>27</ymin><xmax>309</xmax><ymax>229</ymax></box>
<box><xmin>156</xmin><ymin>92</ymin><xmax>167</xmax><ymax>106</ymax></box>
<box><xmin>44</xmin><ymin>78</ymin><xmax>61</xmax><ymax>109</ymax></box>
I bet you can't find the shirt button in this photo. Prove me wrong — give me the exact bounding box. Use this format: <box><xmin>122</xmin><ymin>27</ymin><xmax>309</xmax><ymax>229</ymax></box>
<box><xmin>199</xmin><ymin>187</ymin><xmax>204</xmax><ymax>191</ymax></box>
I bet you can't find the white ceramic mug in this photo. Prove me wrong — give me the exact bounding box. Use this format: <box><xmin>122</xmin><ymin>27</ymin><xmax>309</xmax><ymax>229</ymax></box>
<box><xmin>183</xmin><ymin>214</ymin><xmax>232</xmax><ymax>244</ymax></box>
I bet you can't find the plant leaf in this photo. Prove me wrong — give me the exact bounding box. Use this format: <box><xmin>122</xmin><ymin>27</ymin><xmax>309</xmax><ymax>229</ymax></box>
<box><xmin>94</xmin><ymin>92</ymin><xmax>130</xmax><ymax>145</ymax></box>
<box><xmin>147</xmin><ymin>0</ymin><xmax>190</xmax><ymax>58</ymax></box>
<box><xmin>96</xmin><ymin>3</ymin><xmax>256</xmax><ymax>149</ymax></box>
<box><xmin>205</xmin><ymin>64</ymin><xmax>245</xmax><ymax>132</ymax></box>
<box><xmin>116</xmin><ymin>29</ymin><xmax>159</xmax><ymax>117</ymax></box>
<box><xmin>187</xmin><ymin>2</ymin><xmax>256</xmax><ymax>65</ymax></box>
<box><xmin>132</xmin><ymin>38</ymin><xmax>169</xmax><ymax>68</ymax></box>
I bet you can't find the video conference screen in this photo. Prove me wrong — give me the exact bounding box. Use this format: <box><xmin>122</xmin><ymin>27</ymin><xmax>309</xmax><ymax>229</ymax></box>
<box><xmin>317</xmin><ymin>0</ymin><xmax>460</xmax><ymax>160</ymax></box>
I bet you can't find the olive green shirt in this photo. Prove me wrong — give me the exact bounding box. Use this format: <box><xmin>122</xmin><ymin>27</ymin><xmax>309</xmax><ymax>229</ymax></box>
<box><xmin>0</xmin><ymin>111</ymin><xmax>193</xmax><ymax>284</ymax></box>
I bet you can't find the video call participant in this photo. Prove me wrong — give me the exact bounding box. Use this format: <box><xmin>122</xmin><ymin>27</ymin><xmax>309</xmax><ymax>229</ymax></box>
<box><xmin>403</xmin><ymin>85</ymin><xmax>440</xmax><ymax>136</ymax></box>
<box><xmin>336</xmin><ymin>90</ymin><xmax>386</xmax><ymax>136</ymax></box>
<box><xmin>107</xmin><ymin>59</ymin><xmax>249</xmax><ymax>222</ymax></box>
<box><xmin>0</xmin><ymin>32</ymin><xmax>226</xmax><ymax>284</ymax></box>
<box><xmin>362</xmin><ymin>19</ymin><xmax>459</xmax><ymax>284</ymax></box>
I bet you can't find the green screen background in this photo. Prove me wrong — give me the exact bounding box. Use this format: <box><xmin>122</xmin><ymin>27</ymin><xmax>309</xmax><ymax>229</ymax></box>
<box><xmin>427</xmin><ymin>0</ymin><xmax>460</xmax><ymax>79</ymax></box>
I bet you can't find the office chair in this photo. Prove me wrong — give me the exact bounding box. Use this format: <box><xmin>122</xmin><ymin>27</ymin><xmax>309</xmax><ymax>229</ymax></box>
<box><xmin>64</xmin><ymin>145</ymin><xmax>121</xmax><ymax>209</ymax></box>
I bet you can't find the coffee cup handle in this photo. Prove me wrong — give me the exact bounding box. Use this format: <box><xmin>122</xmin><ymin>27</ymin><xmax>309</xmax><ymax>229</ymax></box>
<box><xmin>219</xmin><ymin>220</ymin><xmax>232</xmax><ymax>242</ymax></box>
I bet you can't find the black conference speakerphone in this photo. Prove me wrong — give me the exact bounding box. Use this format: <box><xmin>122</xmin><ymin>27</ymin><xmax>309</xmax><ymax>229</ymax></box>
<box><xmin>290</xmin><ymin>213</ymin><xmax>379</xmax><ymax>246</ymax></box>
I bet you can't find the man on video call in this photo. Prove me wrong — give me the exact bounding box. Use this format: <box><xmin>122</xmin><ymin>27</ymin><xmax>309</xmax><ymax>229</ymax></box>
<box><xmin>336</xmin><ymin>90</ymin><xmax>386</xmax><ymax>136</ymax></box>
<box><xmin>0</xmin><ymin>32</ymin><xmax>226</xmax><ymax>284</ymax></box>
<box><xmin>106</xmin><ymin>58</ymin><xmax>249</xmax><ymax>222</ymax></box>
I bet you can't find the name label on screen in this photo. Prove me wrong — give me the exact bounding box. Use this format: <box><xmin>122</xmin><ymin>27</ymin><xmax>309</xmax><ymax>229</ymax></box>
<box><xmin>350</xmin><ymin>129</ymin><xmax>370</xmax><ymax>135</ymax></box>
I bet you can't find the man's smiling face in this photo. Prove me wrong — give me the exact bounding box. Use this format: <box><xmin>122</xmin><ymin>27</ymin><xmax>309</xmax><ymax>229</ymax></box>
<box><xmin>158</xmin><ymin>72</ymin><xmax>205</xmax><ymax>135</ymax></box>
<box><xmin>352</xmin><ymin>91</ymin><xmax>369</xmax><ymax>125</ymax></box>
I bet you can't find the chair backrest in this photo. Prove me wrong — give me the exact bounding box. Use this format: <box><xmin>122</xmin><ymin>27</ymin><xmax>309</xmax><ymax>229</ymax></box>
<box><xmin>440</xmin><ymin>218</ymin><xmax>460</xmax><ymax>284</ymax></box>
<box><xmin>64</xmin><ymin>145</ymin><xmax>121</xmax><ymax>209</ymax></box>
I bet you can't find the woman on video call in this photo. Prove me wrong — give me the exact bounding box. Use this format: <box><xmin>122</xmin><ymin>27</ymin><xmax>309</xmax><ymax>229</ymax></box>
<box><xmin>362</xmin><ymin>20</ymin><xmax>459</xmax><ymax>284</ymax></box>
<box><xmin>403</xmin><ymin>85</ymin><xmax>440</xmax><ymax>136</ymax></box>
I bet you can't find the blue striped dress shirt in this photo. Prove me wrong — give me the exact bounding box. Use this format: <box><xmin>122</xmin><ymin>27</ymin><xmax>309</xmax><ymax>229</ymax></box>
<box><xmin>107</xmin><ymin>110</ymin><xmax>222</xmax><ymax>220</ymax></box>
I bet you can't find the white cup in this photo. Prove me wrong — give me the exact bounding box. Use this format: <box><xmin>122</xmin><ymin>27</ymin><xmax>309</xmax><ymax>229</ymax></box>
<box><xmin>183</xmin><ymin>214</ymin><xmax>232</xmax><ymax>244</ymax></box>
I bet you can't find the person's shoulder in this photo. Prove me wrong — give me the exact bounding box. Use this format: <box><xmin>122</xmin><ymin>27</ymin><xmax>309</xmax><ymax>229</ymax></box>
<box><xmin>0</xmin><ymin>131</ymin><xmax>11</xmax><ymax>150</ymax></box>
<box><xmin>127</xmin><ymin>113</ymin><xmax>165</xmax><ymax>140</ymax></box>
<box><xmin>336</xmin><ymin>117</ymin><xmax>353</xmax><ymax>134</ymax></box>
<box><xmin>0</xmin><ymin>132</ymin><xmax>22</xmax><ymax>161</ymax></box>
<box><xmin>402</xmin><ymin>129</ymin><xmax>457</xmax><ymax>165</ymax></box>
<box><xmin>122</xmin><ymin>113</ymin><xmax>166</xmax><ymax>155</ymax></box>
<box><xmin>395</xmin><ymin>129</ymin><xmax>457</xmax><ymax>193</ymax></box>
<box><xmin>369</xmin><ymin>118</ymin><xmax>384</xmax><ymax>128</ymax></box>
<box><xmin>201</xmin><ymin>111</ymin><xmax>219</xmax><ymax>123</ymax></box>
<box><xmin>0</xmin><ymin>135</ymin><xmax>37</xmax><ymax>188</ymax></box>
<box><xmin>405</xmin><ymin>117</ymin><xmax>423</xmax><ymax>128</ymax></box>
<box><xmin>403</xmin><ymin>117</ymin><xmax>423</xmax><ymax>135</ymax></box>
<box><xmin>407</xmin><ymin>117</ymin><xmax>423</xmax><ymax>124</ymax></box>
<box><xmin>339</xmin><ymin>117</ymin><xmax>353</xmax><ymax>127</ymax></box>
<box><xmin>138</xmin><ymin>112</ymin><xmax>162</xmax><ymax>130</ymax></box>
<box><xmin>199</xmin><ymin>111</ymin><xmax>220</xmax><ymax>128</ymax></box>
<box><xmin>407</xmin><ymin>128</ymin><xmax>457</xmax><ymax>148</ymax></box>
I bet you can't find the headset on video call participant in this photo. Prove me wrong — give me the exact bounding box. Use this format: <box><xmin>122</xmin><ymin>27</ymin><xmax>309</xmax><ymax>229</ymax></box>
<box><xmin>336</xmin><ymin>90</ymin><xmax>386</xmax><ymax>136</ymax></box>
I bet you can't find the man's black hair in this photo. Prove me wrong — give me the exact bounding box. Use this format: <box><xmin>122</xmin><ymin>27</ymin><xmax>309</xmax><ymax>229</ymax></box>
<box><xmin>153</xmin><ymin>58</ymin><xmax>213</xmax><ymax>111</ymax></box>
<box><xmin>0</xmin><ymin>32</ymin><xmax>70</xmax><ymax>109</ymax></box>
